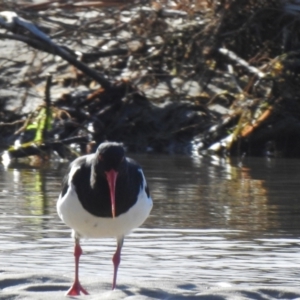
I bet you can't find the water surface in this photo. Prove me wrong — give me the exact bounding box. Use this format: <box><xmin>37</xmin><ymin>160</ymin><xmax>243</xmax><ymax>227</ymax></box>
<box><xmin>1</xmin><ymin>155</ymin><xmax>300</xmax><ymax>287</ymax></box>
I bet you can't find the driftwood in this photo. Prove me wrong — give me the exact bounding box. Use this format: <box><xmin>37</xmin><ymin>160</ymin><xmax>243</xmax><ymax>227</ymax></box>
<box><xmin>0</xmin><ymin>11</ymin><xmax>112</xmax><ymax>89</ymax></box>
<box><xmin>219</xmin><ymin>48</ymin><xmax>266</xmax><ymax>79</ymax></box>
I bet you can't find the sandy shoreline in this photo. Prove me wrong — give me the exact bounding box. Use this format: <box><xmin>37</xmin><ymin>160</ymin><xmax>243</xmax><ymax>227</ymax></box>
<box><xmin>1</xmin><ymin>269</ymin><xmax>300</xmax><ymax>300</ymax></box>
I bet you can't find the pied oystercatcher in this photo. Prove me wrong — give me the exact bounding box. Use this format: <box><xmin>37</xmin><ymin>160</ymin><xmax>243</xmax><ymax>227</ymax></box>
<box><xmin>57</xmin><ymin>142</ymin><xmax>153</xmax><ymax>295</ymax></box>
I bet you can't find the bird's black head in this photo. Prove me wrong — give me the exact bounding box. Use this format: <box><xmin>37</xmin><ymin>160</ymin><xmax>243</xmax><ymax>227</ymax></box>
<box><xmin>95</xmin><ymin>142</ymin><xmax>125</xmax><ymax>172</ymax></box>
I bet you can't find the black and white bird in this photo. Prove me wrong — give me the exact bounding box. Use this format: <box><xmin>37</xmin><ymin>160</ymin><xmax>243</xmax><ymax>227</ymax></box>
<box><xmin>57</xmin><ymin>142</ymin><xmax>153</xmax><ymax>295</ymax></box>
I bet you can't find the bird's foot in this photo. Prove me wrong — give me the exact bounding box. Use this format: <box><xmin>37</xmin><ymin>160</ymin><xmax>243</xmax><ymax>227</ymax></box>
<box><xmin>66</xmin><ymin>281</ymin><xmax>89</xmax><ymax>296</ymax></box>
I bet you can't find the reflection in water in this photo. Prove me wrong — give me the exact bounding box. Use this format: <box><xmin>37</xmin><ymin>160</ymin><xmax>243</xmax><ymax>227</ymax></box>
<box><xmin>0</xmin><ymin>155</ymin><xmax>300</xmax><ymax>286</ymax></box>
<box><xmin>141</xmin><ymin>155</ymin><xmax>300</xmax><ymax>237</ymax></box>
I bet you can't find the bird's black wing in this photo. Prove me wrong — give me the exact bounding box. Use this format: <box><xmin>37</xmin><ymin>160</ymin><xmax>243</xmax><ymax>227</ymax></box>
<box><xmin>127</xmin><ymin>158</ymin><xmax>150</xmax><ymax>198</ymax></box>
<box><xmin>126</xmin><ymin>157</ymin><xmax>150</xmax><ymax>199</ymax></box>
<box><xmin>60</xmin><ymin>155</ymin><xmax>91</xmax><ymax>199</ymax></box>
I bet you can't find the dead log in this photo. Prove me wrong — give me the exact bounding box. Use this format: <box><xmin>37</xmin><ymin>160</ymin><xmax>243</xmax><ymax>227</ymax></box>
<box><xmin>0</xmin><ymin>11</ymin><xmax>112</xmax><ymax>89</ymax></box>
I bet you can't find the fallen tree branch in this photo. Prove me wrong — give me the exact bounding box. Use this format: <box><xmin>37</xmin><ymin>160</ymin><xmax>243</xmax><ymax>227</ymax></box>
<box><xmin>5</xmin><ymin>136</ymin><xmax>89</xmax><ymax>159</ymax></box>
<box><xmin>219</xmin><ymin>48</ymin><xmax>266</xmax><ymax>79</ymax></box>
<box><xmin>81</xmin><ymin>49</ymin><xmax>129</xmax><ymax>63</ymax></box>
<box><xmin>0</xmin><ymin>11</ymin><xmax>113</xmax><ymax>89</ymax></box>
<box><xmin>0</xmin><ymin>120</ymin><xmax>25</xmax><ymax>126</ymax></box>
<box><xmin>43</xmin><ymin>74</ymin><xmax>52</xmax><ymax>141</ymax></box>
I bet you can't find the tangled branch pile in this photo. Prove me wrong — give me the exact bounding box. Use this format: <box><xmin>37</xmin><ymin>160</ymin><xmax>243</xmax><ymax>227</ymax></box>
<box><xmin>1</xmin><ymin>0</ymin><xmax>300</xmax><ymax>160</ymax></box>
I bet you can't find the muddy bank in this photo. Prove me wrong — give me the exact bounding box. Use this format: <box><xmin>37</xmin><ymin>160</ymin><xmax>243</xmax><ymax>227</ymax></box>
<box><xmin>1</xmin><ymin>1</ymin><xmax>300</xmax><ymax>159</ymax></box>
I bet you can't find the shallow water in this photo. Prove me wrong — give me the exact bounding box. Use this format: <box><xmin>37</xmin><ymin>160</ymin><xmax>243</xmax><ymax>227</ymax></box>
<box><xmin>1</xmin><ymin>155</ymin><xmax>300</xmax><ymax>287</ymax></box>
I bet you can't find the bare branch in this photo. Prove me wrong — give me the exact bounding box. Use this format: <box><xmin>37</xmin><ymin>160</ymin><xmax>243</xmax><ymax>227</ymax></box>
<box><xmin>0</xmin><ymin>11</ymin><xmax>112</xmax><ymax>89</ymax></box>
<box><xmin>219</xmin><ymin>48</ymin><xmax>266</xmax><ymax>79</ymax></box>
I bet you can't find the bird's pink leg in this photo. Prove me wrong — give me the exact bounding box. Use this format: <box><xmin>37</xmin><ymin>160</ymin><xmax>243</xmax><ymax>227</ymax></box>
<box><xmin>112</xmin><ymin>237</ymin><xmax>124</xmax><ymax>290</ymax></box>
<box><xmin>66</xmin><ymin>238</ymin><xmax>89</xmax><ymax>296</ymax></box>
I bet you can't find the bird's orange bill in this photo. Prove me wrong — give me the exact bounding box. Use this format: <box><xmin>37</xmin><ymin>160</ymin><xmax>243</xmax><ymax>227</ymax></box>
<box><xmin>105</xmin><ymin>170</ymin><xmax>118</xmax><ymax>218</ymax></box>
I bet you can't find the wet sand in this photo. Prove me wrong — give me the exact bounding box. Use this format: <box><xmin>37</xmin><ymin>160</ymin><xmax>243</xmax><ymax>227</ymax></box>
<box><xmin>1</xmin><ymin>268</ymin><xmax>300</xmax><ymax>300</ymax></box>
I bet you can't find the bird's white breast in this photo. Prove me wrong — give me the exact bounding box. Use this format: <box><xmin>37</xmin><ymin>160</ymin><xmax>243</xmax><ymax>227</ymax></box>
<box><xmin>57</xmin><ymin>170</ymin><xmax>153</xmax><ymax>239</ymax></box>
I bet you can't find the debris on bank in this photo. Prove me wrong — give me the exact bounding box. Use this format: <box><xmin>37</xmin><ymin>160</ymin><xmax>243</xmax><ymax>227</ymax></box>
<box><xmin>1</xmin><ymin>0</ymin><xmax>300</xmax><ymax>161</ymax></box>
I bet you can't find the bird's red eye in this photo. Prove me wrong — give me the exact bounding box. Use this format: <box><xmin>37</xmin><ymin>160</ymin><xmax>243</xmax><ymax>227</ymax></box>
<box><xmin>98</xmin><ymin>155</ymin><xmax>102</xmax><ymax>161</ymax></box>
